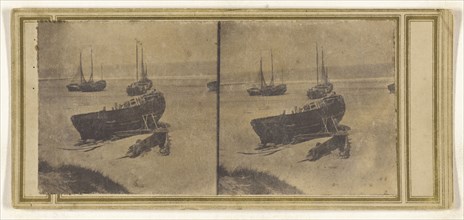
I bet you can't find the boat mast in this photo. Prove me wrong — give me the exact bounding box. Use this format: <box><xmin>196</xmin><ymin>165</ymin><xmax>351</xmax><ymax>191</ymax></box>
<box><xmin>100</xmin><ymin>64</ymin><xmax>103</xmax><ymax>80</ymax></box>
<box><xmin>281</xmin><ymin>67</ymin><xmax>284</xmax><ymax>84</ymax></box>
<box><xmin>326</xmin><ymin>66</ymin><xmax>329</xmax><ymax>83</ymax></box>
<box><xmin>260</xmin><ymin>57</ymin><xmax>266</xmax><ymax>89</ymax></box>
<box><xmin>141</xmin><ymin>46</ymin><xmax>145</xmax><ymax>79</ymax></box>
<box><xmin>145</xmin><ymin>62</ymin><xmax>148</xmax><ymax>77</ymax></box>
<box><xmin>136</xmin><ymin>41</ymin><xmax>139</xmax><ymax>81</ymax></box>
<box><xmin>321</xmin><ymin>47</ymin><xmax>326</xmax><ymax>84</ymax></box>
<box><xmin>270</xmin><ymin>49</ymin><xmax>274</xmax><ymax>86</ymax></box>
<box><xmin>89</xmin><ymin>48</ymin><xmax>94</xmax><ymax>82</ymax></box>
<box><xmin>217</xmin><ymin>21</ymin><xmax>221</xmax><ymax>94</ymax></box>
<box><xmin>316</xmin><ymin>44</ymin><xmax>319</xmax><ymax>85</ymax></box>
<box><xmin>79</xmin><ymin>52</ymin><xmax>85</xmax><ymax>83</ymax></box>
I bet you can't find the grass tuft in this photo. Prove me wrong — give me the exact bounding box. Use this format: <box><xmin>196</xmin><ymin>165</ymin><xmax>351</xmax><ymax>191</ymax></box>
<box><xmin>218</xmin><ymin>165</ymin><xmax>303</xmax><ymax>195</ymax></box>
<box><xmin>39</xmin><ymin>160</ymin><xmax>129</xmax><ymax>194</ymax></box>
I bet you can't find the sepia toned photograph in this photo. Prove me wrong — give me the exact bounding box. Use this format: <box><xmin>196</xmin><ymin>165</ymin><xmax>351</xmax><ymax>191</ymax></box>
<box><xmin>37</xmin><ymin>21</ymin><xmax>218</xmax><ymax>195</ymax></box>
<box><xmin>9</xmin><ymin>8</ymin><xmax>455</xmax><ymax>210</ymax></box>
<box><xmin>218</xmin><ymin>20</ymin><xmax>398</xmax><ymax>195</ymax></box>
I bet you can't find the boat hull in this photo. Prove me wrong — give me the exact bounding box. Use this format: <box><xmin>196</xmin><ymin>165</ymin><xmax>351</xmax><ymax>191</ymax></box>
<box><xmin>261</xmin><ymin>84</ymin><xmax>287</xmax><ymax>96</ymax></box>
<box><xmin>66</xmin><ymin>83</ymin><xmax>81</xmax><ymax>92</ymax></box>
<box><xmin>307</xmin><ymin>88</ymin><xmax>327</xmax><ymax>99</ymax></box>
<box><xmin>250</xmin><ymin>95</ymin><xmax>345</xmax><ymax>145</ymax></box>
<box><xmin>207</xmin><ymin>81</ymin><xmax>218</xmax><ymax>92</ymax></box>
<box><xmin>247</xmin><ymin>84</ymin><xmax>287</xmax><ymax>96</ymax></box>
<box><xmin>388</xmin><ymin>83</ymin><xmax>395</xmax><ymax>94</ymax></box>
<box><xmin>71</xmin><ymin>90</ymin><xmax>166</xmax><ymax>141</ymax></box>
<box><xmin>323</xmin><ymin>83</ymin><xmax>334</xmax><ymax>93</ymax></box>
<box><xmin>307</xmin><ymin>83</ymin><xmax>333</xmax><ymax>99</ymax></box>
<box><xmin>80</xmin><ymin>80</ymin><xmax>107</xmax><ymax>92</ymax></box>
<box><xmin>247</xmin><ymin>87</ymin><xmax>261</xmax><ymax>96</ymax></box>
<box><xmin>127</xmin><ymin>79</ymin><xmax>153</xmax><ymax>96</ymax></box>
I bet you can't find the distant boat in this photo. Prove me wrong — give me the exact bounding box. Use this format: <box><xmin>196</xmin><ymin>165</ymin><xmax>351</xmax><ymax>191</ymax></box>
<box><xmin>388</xmin><ymin>83</ymin><xmax>395</xmax><ymax>94</ymax></box>
<box><xmin>127</xmin><ymin>41</ymin><xmax>153</xmax><ymax>96</ymax></box>
<box><xmin>77</xmin><ymin>50</ymin><xmax>106</xmax><ymax>92</ymax></box>
<box><xmin>250</xmin><ymin>94</ymin><xmax>345</xmax><ymax>146</ymax></box>
<box><xmin>207</xmin><ymin>81</ymin><xmax>218</xmax><ymax>92</ymax></box>
<box><xmin>71</xmin><ymin>89</ymin><xmax>166</xmax><ymax>141</ymax></box>
<box><xmin>247</xmin><ymin>50</ymin><xmax>287</xmax><ymax>96</ymax></box>
<box><xmin>66</xmin><ymin>49</ymin><xmax>106</xmax><ymax>92</ymax></box>
<box><xmin>66</xmin><ymin>50</ymin><xmax>106</xmax><ymax>92</ymax></box>
<box><xmin>307</xmin><ymin>45</ymin><xmax>333</xmax><ymax>99</ymax></box>
<box><xmin>66</xmin><ymin>55</ymin><xmax>84</xmax><ymax>92</ymax></box>
<box><xmin>66</xmin><ymin>83</ymin><xmax>80</xmax><ymax>92</ymax></box>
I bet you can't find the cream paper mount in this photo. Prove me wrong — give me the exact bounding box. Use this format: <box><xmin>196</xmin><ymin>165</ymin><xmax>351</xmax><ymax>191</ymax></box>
<box><xmin>10</xmin><ymin>9</ymin><xmax>454</xmax><ymax>209</ymax></box>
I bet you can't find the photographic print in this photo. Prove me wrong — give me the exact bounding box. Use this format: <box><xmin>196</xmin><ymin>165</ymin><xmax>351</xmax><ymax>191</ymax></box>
<box><xmin>36</xmin><ymin>21</ymin><xmax>218</xmax><ymax>195</ymax></box>
<box><xmin>10</xmin><ymin>9</ymin><xmax>454</xmax><ymax>209</ymax></box>
<box><xmin>218</xmin><ymin>20</ymin><xmax>398</xmax><ymax>196</ymax></box>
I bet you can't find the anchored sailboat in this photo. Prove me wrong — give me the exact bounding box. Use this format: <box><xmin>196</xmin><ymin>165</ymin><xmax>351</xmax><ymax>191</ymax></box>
<box><xmin>247</xmin><ymin>50</ymin><xmax>287</xmax><ymax>96</ymax></box>
<box><xmin>67</xmin><ymin>49</ymin><xmax>106</xmax><ymax>92</ymax></box>
<box><xmin>80</xmin><ymin>49</ymin><xmax>107</xmax><ymax>92</ymax></box>
<box><xmin>66</xmin><ymin>55</ymin><xmax>84</xmax><ymax>92</ymax></box>
<box><xmin>307</xmin><ymin>45</ymin><xmax>333</xmax><ymax>99</ymax></box>
<box><xmin>127</xmin><ymin>41</ymin><xmax>153</xmax><ymax>96</ymax></box>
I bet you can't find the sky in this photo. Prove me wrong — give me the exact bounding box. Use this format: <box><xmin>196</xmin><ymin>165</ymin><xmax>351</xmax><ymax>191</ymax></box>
<box><xmin>220</xmin><ymin>19</ymin><xmax>396</xmax><ymax>82</ymax></box>
<box><xmin>37</xmin><ymin>19</ymin><xmax>396</xmax><ymax>81</ymax></box>
<box><xmin>37</xmin><ymin>20</ymin><xmax>218</xmax><ymax>79</ymax></box>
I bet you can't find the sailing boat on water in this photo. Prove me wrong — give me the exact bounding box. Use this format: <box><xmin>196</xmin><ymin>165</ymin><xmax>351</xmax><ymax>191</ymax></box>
<box><xmin>66</xmin><ymin>52</ymin><xmax>85</xmax><ymax>92</ymax></box>
<box><xmin>247</xmin><ymin>50</ymin><xmax>287</xmax><ymax>96</ymax></box>
<box><xmin>127</xmin><ymin>41</ymin><xmax>153</xmax><ymax>96</ymax></box>
<box><xmin>307</xmin><ymin>45</ymin><xmax>333</xmax><ymax>99</ymax></box>
<box><xmin>80</xmin><ymin>49</ymin><xmax>107</xmax><ymax>92</ymax></box>
<box><xmin>66</xmin><ymin>49</ymin><xmax>106</xmax><ymax>92</ymax></box>
<box><xmin>66</xmin><ymin>63</ymin><xmax>83</xmax><ymax>92</ymax></box>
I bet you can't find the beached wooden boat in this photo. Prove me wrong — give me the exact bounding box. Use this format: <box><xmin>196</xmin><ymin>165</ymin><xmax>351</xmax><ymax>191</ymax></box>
<box><xmin>250</xmin><ymin>94</ymin><xmax>345</xmax><ymax>146</ymax></box>
<box><xmin>71</xmin><ymin>90</ymin><xmax>165</xmax><ymax>141</ymax></box>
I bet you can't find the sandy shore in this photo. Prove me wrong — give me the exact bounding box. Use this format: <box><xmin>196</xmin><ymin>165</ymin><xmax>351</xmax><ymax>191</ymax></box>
<box><xmin>219</xmin><ymin>79</ymin><xmax>398</xmax><ymax>196</ymax></box>
<box><xmin>38</xmin><ymin>77</ymin><xmax>397</xmax><ymax>196</ymax></box>
<box><xmin>39</xmin><ymin>79</ymin><xmax>217</xmax><ymax>194</ymax></box>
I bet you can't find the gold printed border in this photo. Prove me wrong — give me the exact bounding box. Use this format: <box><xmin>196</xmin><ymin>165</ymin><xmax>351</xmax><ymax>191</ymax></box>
<box><xmin>405</xmin><ymin>15</ymin><xmax>439</xmax><ymax>202</ymax></box>
<box><xmin>13</xmin><ymin>16</ymin><xmax>54</xmax><ymax>204</ymax></box>
<box><xmin>10</xmin><ymin>9</ymin><xmax>453</xmax><ymax>209</ymax></box>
